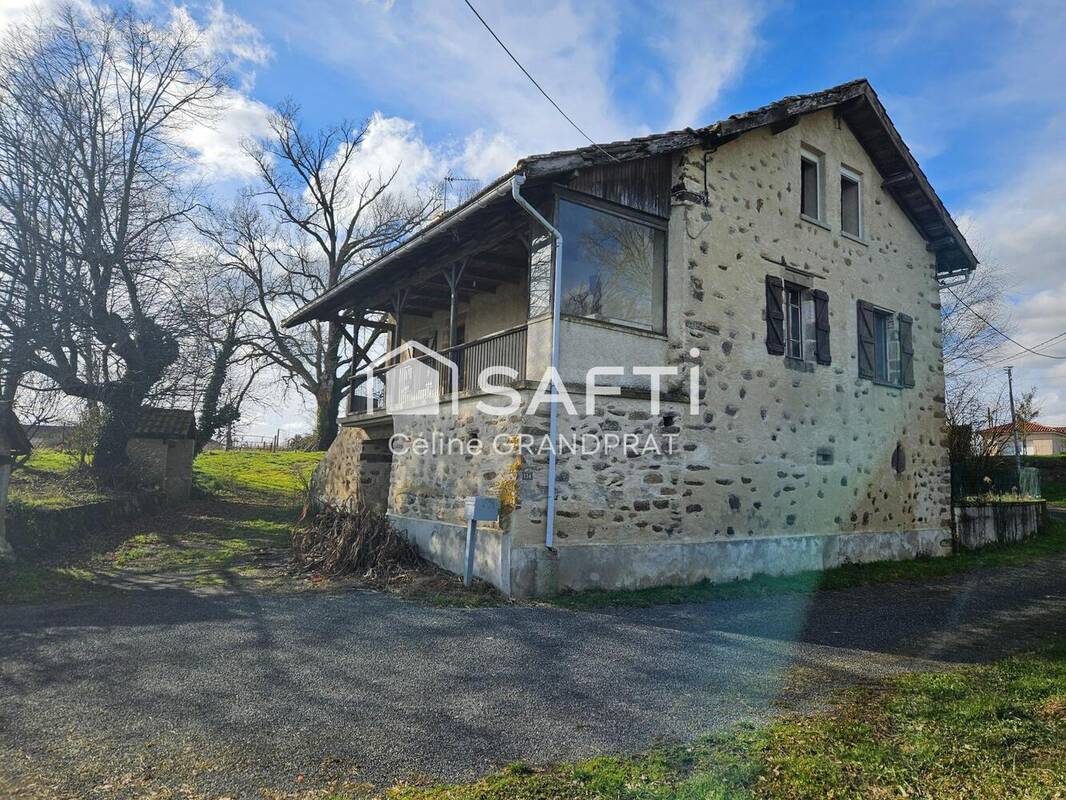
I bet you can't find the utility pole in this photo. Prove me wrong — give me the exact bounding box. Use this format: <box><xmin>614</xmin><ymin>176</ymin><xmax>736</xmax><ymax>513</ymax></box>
<box><xmin>1005</xmin><ymin>366</ymin><xmax>1023</xmax><ymax>488</ymax></box>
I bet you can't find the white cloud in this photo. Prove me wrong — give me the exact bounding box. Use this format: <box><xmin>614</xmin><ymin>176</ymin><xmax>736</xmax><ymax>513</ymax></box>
<box><xmin>661</xmin><ymin>0</ymin><xmax>766</xmax><ymax>129</ymax></box>
<box><xmin>176</xmin><ymin>88</ymin><xmax>274</xmax><ymax>182</ymax></box>
<box><xmin>879</xmin><ymin>2</ymin><xmax>1066</xmax><ymax>426</ymax></box>
<box><xmin>169</xmin><ymin>0</ymin><xmax>273</xmax><ymax>91</ymax></box>
<box><xmin>253</xmin><ymin>0</ymin><xmax>762</xmax><ymax>165</ymax></box>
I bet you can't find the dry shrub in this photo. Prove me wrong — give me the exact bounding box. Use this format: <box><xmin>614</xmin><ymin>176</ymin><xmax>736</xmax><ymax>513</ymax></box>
<box><xmin>291</xmin><ymin>502</ymin><xmax>423</xmax><ymax>580</ymax></box>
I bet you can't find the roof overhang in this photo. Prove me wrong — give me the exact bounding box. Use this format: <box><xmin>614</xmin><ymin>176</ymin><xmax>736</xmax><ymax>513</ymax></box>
<box><xmin>284</xmin><ymin>79</ymin><xmax>976</xmax><ymax>328</ymax></box>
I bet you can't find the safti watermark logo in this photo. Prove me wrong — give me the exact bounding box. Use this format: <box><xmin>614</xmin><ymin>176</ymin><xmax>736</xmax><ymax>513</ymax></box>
<box><xmin>365</xmin><ymin>343</ymin><xmax>704</xmax><ymax>456</ymax></box>
<box><xmin>359</xmin><ymin>340</ymin><xmax>460</xmax><ymax>416</ymax></box>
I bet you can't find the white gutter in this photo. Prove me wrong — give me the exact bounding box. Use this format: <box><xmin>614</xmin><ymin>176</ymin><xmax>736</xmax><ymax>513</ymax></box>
<box><xmin>510</xmin><ymin>174</ymin><xmax>561</xmax><ymax>550</ymax></box>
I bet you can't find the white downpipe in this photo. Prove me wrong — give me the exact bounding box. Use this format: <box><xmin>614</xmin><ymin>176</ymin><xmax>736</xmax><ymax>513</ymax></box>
<box><xmin>510</xmin><ymin>174</ymin><xmax>561</xmax><ymax>550</ymax></box>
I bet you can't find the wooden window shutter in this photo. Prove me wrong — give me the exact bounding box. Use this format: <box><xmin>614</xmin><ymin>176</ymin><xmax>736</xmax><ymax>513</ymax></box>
<box><xmin>765</xmin><ymin>275</ymin><xmax>785</xmax><ymax>355</ymax></box>
<box><xmin>898</xmin><ymin>313</ymin><xmax>915</xmax><ymax>387</ymax></box>
<box><xmin>812</xmin><ymin>289</ymin><xmax>831</xmax><ymax>365</ymax></box>
<box><xmin>856</xmin><ymin>300</ymin><xmax>876</xmax><ymax>379</ymax></box>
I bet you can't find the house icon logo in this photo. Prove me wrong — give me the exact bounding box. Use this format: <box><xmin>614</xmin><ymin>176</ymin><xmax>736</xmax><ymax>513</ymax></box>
<box><xmin>359</xmin><ymin>340</ymin><xmax>460</xmax><ymax>416</ymax></box>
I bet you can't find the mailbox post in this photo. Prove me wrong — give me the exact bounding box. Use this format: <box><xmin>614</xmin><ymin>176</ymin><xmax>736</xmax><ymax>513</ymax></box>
<box><xmin>463</xmin><ymin>496</ymin><xmax>499</xmax><ymax>587</ymax></box>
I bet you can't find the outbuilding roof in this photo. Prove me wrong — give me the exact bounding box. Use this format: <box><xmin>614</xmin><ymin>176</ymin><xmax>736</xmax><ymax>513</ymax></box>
<box><xmin>133</xmin><ymin>408</ymin><xmax>196</xmax><ymax>440</ymax></box>
<box><xmin>284</xmin><ymin>78</ymin><xmax>977</xmax><ymax>328</ymax></box>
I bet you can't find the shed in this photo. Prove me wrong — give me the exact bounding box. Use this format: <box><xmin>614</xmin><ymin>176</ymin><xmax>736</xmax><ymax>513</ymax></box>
<box><xmin>127</xmin><ymin>408</ymin><xmax>196</xmax><ymax>501</ymax></box>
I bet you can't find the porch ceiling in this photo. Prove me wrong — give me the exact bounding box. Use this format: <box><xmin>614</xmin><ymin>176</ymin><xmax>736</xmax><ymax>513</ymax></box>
<box><xmin>283</xmin><ymin>181</ymin><xmax>550</xmax><ymax>325</ymax></box>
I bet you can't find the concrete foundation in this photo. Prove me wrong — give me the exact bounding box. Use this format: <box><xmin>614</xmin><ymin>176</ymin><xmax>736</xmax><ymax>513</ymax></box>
<box><xmin>390</xmin><ymin>513</ymin><xmax>952</xmax><ymax>597</ymax></box>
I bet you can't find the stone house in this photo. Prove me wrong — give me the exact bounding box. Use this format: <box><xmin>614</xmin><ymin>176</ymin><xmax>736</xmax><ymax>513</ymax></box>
<box><xmin>286</xmin><ymin>80</ymin><xmax>976</xmax><ymax>597</ymax></box>
<box><xmin>127</xmin><ymin>408</ymin><xmax>196</xmax><ymax>501</ymax></box>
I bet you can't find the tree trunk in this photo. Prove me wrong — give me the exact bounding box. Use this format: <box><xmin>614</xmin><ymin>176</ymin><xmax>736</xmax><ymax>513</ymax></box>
<box><xmin>313</xmin><ymin>383</ymin><xmax>341</xmax><ymax>451</ymax></box>
<box><xmin>92</xmin><ymin>385</ymin><xmax>143</xmax><ymax>480</ymax></box>
<box><xmin>91</xmin><ymin>321</ymin><xmax>178</xmax><ymax>482</ymax></box>
<box><xmin>312</xmin><ymin>321</ymin><xmax>346</xmax><ymax>451</ymax></box>
<box><xmin>195</xmin><ymin>329</ymin><xmax>238</xmax><ymax>454</ymax></box>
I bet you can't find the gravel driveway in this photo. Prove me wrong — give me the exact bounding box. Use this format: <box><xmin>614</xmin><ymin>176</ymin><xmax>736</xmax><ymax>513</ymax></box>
<box><xmin>3</xmin><ymin>554</ymin><xmax>1066</xmax><ymax>798</ymax></box>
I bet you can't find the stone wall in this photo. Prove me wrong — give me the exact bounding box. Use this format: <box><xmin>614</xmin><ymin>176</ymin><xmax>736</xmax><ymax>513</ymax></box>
<box><xmin>388</xmin><ymin>395</ymin><xmax>543</xmax><ymax>540</ymax></box>
<box><xmin>310</xmin><ymin>425</ymin><xmax>392</xmax><ymax>512</ymax></box>
<box><xmin>547</xmin><ymin>108</ymin><xmax>951</xmax><ymax>559</ymax></box>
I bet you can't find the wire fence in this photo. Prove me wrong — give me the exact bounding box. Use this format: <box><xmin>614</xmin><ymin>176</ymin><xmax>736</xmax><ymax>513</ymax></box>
<box><xmin>950</xmin><ymin>461</ymin><xmax>1042</xmax><ymax>501</ymax></box>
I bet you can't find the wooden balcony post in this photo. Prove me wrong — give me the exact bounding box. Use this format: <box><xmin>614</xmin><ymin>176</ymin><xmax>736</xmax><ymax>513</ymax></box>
<box><xmin>443</xmin><ymin>258</ymin><xmax>467</xmax><ymax>350</ymax></box>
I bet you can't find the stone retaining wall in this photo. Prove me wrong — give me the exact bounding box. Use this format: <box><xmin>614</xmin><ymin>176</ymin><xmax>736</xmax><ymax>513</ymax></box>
<box><xmin>7</xmin><ymin>492</ymin><xmax>163</xmax><ymax>559</ymax></box>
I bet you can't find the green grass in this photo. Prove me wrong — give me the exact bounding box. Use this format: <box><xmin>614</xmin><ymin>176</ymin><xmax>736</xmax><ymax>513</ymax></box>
<box><xmin>107</xmin><ymin>503</ymin><xmax>292</xmax><ymax>576</ymax></box>
<box><xmin>1043</xmin><ymin>480</ymin><xmax>1066</xmax><ymax>507</ymax></box>
<box><xmin>373</xmin><ymin>640</ymin><xmax>1066</xmax><ymax>800</ymax></box>
<box><xmin>8</xmin><ymin>448</ymin><xmax>111</xmax><ymax>510</ymax></box>
<box><xmin>193</xmin><ymin>449</ymin><xmax>323</xmax><ymax>500</ymax></box>
<box><xmin>551</xmin><ymin>515</ymin><xmax>1066</xmax><ymax>610</ymax></box>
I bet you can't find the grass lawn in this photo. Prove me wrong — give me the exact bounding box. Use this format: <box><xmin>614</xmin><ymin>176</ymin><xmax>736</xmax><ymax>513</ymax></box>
<box><xmin>8</xmin><ymin>448</ymin><xmax>112</xmax><ymax>510</ymax></box>
<box><xmin>552</xmin><ymin>515</ymin><xmax>1066</xmax><ymax>610</ymax></box>
<box><xmin>193</xmin><ymin>449</ymin><xmax>323</xmax><ymax>501</ymax></box>
<box><xmin>1</xmin><ymin>450</ymin><xmax>323</xmax><ymax>603</ymax></box>
<box><xmin>378</xmin><ymin>639</ymin><xmax>1066</xmax><ymax>800</ymax></box>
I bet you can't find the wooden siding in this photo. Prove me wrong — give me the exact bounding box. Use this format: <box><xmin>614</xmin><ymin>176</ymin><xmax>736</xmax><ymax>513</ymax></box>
<box><xmin>567</xmin><ymin>155</ymin><xmax>672</xmax><ymax>218</ymax></box>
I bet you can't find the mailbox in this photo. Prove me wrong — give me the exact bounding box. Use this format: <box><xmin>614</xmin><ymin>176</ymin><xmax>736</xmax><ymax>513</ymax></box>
<box><xmin>464</xmin><ymin>495</ymin><xmax>499</xmax><ymax>522</ymax></box>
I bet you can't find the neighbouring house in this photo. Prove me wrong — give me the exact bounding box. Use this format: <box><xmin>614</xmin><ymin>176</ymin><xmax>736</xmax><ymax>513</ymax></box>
<box><xmin>286</xmin><ymin>79</ymin><xmax>976</xmax><ymax>596</ymax></box>
<box><xmin>981</xmin><ymin>422</ymin><xmax>1066</xmax><ymax>456</ymax></box>
<box><xmin>127</xmin><ymin>408</ymin><xmax>196</xmax><ymax>501</ymax></box>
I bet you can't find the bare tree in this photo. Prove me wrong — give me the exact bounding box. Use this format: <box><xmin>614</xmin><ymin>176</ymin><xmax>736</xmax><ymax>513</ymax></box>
<box><xmin>0</xmin><ymin>5</ymin><xmax>224</xmax><ymax>478</ymax></box>
<box><xmin>175</xmin><ymin>261</ymin><xmax>266</xmax><ymax>453</ymax></box>
<box><xmin>240</xmin><ymin>105</ymin><xmax>437</xmax><ymax>449</ymax></box>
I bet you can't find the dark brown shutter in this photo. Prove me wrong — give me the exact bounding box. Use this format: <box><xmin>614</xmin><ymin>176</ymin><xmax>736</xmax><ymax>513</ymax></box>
<box><xmin>898</xmin><ymin>313</ymin><xmax>914</xmax><ymax>387</ymax></box>
<box><xmin>856</xmin><ymin>300</ymin><xmax>875</xmax><ymax>379</ymax></box>
<box><xmin>812</xmin><ymin>289</ymin><xmax>831</xmax><ymax>365</ymax></box>
<box><xmin>765</xmin><ymin>275</ymin><xmax>785</xmax><ymax>355</ymax></box>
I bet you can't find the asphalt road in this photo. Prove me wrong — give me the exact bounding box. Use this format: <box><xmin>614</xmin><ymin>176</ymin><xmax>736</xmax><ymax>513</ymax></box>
<box><xmin>2</xmin><ymin>553</ymin><xmax>1066</xmax><ymax>798</ymax></box>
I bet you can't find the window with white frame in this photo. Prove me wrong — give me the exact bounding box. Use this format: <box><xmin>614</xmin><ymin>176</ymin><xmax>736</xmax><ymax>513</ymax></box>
<box><xmin>840</xmin><ymin>168</ymin><xmax>862</xmax><ymax>238</ymax></box>
<box><xmin>800</xmin><ymin>148</ymin><xmax>823</xmax><ymax>221</ymax></box>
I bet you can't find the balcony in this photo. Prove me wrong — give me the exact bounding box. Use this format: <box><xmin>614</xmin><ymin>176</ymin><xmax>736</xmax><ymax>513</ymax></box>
<box><xmin>346</xmin><ymin>323</ymin><xmax>528</xmax><ymax>417</ymax></box>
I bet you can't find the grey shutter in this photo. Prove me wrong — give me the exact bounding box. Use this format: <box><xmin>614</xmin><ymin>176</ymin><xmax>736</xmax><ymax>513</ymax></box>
<box><xmin>898</xmin><ymin>313</ymin><xmax>914</xmax><ymax>387</ymax></box>
<box><xmin>812</xmin><ymin>289</ymin><xmax>831</xmax><ymax>365</ymax></box>
<box><xmin>856</xmin><ymin>300</ymin><xmax>875</xmax><ymax>379</ymax></box>
<box><xmin>765</xmin><ymin>275</ymin><xmax>785</xmax><ymax>355</ymax></box>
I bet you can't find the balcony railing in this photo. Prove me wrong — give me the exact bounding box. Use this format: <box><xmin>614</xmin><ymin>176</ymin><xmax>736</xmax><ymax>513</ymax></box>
<box><xmin>347</xmin><ymin>323</ymin><xmax>527</xmax><ymax>416</ymax></box>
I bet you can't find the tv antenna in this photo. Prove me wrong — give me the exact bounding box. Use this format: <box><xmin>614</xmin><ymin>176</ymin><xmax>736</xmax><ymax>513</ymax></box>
<box><xmin>443</xmin><ymin>174</ymin><xmax>480</xmax><ymax>212</ymax></box>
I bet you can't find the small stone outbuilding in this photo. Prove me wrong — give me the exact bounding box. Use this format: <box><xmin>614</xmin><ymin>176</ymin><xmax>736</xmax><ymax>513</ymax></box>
<box><xmin>127</xmin><ymin>408</ymin><xmax>196</xmax><ymax>501</ymax></box>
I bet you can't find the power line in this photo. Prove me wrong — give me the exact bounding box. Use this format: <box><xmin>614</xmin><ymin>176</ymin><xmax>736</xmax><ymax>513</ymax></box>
<box><xmin>462</xmin><ymin>0</ymin><xmax>619</xmax><ymax>162</ymax></box>
<box><xmin>950</xmin><ymin>331</ymin><xmax>1066</xmax><ymax>378</ymax></box>
<box><xmin>943</xmin><ymin>285</ymin><xmax>1066</xmax><ymax>363</ymax></box>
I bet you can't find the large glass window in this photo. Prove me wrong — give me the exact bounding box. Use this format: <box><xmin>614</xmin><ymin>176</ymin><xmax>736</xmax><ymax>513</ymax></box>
<box><xmin>556</xmin><ymin>197</ymin><xmax>666</xmax><ymax>332</ymax></box>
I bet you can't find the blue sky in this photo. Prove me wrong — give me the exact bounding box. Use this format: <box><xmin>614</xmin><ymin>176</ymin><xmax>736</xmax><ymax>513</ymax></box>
<box><xmin>4</xmin><ymin>0</ymin><xmax>1064</xmax><ymax>434</ymax></box>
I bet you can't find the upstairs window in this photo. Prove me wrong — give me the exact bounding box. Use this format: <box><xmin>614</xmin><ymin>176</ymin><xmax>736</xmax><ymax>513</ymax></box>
<box><xmin>840</xmin><ymin>168</ymin><xmax>862</xmax><ymax>238</ymax></box>
<box><xmin>857</xmin><ymin>301</ymin><xmax>914</xmax><ymax>387</ymax></box>
<box><xmin>800</xmin><ymin>148</ymin><xmax>823</xmax><ymax>221</ymax></box>
<box><xmin>766</xmin><ymin>276</ymin><xmax>831</xmax><ymax>365</ymax></box>
<box><xmin>556</xmin><ymin>196</ymin><xmax>666</xmax><ymax>333</ymax></box>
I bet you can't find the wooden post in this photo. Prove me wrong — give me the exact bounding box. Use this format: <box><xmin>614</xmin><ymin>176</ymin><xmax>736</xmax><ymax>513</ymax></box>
<box><xmin>443</xmin><ymin>259</ymin><xmax>467</xmax><ymax>350</ymax></box>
